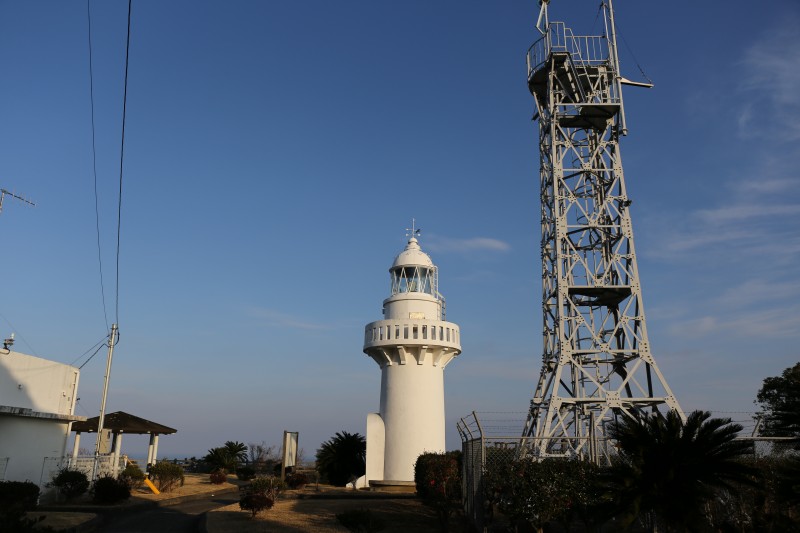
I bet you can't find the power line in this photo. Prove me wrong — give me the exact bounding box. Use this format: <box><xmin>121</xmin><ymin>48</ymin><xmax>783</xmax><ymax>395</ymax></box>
<box><xmin>69</xmin><ymin>335</ymin><xmax>108</xmax><ymax>366</ymax></box>
<box><xmin>86</xmin><ymin>0</ymin><xmax>109</xmax><ymax>331</ymax></box>
<box><xmin>78</xmin><ymin>342</ymin><xmax>107</xmax><ymax>370</ymax></box>
<box><xmin>115</xmin><ymin>0</ymin><xmax>132</xmax><ymax>327</ymax></box>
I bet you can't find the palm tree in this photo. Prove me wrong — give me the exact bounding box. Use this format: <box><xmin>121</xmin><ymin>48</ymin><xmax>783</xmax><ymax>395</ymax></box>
<box><xmin>224</xmin><ymin>441</ymin><xmax>248</xmax><ymax>464</ymax></box>
<box><xmin>315</xmin><ymin>431</ymin><xmax>366</xmax><ymax>486</ymax></box>
<box><xmin>204</xmin><ymin>447</ymin><xmax>236</xmax><ymax>472</ymax></box>
<box><xmin>606</xmin><ymin>409</ymin><xmax>754</xmax><ymax>532</ymax></box>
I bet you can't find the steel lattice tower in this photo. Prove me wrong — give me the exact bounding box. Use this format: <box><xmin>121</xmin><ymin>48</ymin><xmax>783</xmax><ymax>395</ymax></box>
<box><xmin>522</xmin><ymin>0</ymin><xmax>683</xmax><ymax>464</ymax></box>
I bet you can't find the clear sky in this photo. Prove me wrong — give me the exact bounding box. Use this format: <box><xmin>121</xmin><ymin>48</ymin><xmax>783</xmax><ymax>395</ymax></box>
<box><xmin>0</xmin><ymin>0</ymin><xmax>798</xmax><ymax>459</ymax></box>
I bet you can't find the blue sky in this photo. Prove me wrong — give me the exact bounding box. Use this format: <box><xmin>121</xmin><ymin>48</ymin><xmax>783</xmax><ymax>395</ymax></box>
<box><xmin>0</xmin><ymin>0</ymin><xmax>798</xmax><ymax>459</ymax></box>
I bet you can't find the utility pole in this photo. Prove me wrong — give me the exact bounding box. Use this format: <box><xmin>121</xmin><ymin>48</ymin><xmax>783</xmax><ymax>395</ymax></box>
<box><xmin>93</xmin><ymin>324</ymin><xmax>119</xmax><ymax>480</ymax></box>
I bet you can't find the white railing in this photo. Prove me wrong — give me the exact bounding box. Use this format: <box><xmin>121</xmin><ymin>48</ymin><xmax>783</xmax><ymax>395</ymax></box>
<box><xmin>40</xmin><ymin>455</ymin><xmax>126</xmax><ymax>488</ymax></box>
<box><xmin>527</xmin><ymin>22</ymin><xmax>610</xmax><ymax>76</ymax></box>
<box><xmin>364</xmin><ymin>319</ymin><xmax>460</xmax><ymax>349</ymax></box>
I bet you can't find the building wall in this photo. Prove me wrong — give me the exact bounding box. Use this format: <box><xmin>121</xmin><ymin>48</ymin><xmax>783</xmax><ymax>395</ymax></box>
<box><xmin>0</xmin><ymin>417</ymin><xmax>69</xmax><ymax>483</ymax></box>
<box><xmin>380</xmin><ymin>363</ymin><xmax>446</xmax><ymax>481</ymax></box>
<box><xmin>0</xmin><ymin>350</ymin><xmax>80</xmax><ymax>485</ymax></box>
<box><xmin>0</xmin><ymin>350</ymin><xmax>79</xmax><ymax>414</ymax></box>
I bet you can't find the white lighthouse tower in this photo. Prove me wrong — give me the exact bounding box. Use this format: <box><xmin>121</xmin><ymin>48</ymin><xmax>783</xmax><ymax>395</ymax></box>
<box><xmin>362</xmin><ymin>228</ymin><xmax>462</xmax><ymax>486</ymax></box>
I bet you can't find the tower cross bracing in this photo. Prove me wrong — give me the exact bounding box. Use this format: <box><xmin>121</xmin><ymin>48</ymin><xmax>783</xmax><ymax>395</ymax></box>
<box><xmin>522</xmin><ymin>3</ymin><xmax>683</xmax><ymax>464</ymax></box>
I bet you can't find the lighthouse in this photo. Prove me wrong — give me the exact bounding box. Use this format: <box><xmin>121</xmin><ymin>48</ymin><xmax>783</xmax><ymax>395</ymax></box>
<box><xmin>362</xmin><ymin>229</ymin><xmax>462</xmax><ymax>486</ymax></box>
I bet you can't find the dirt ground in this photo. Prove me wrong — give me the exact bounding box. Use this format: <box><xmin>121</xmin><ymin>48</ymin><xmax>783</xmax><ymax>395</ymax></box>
<box><xmin>35</xmin><ymin>476</ymin><xmax>444</xmax><ymax>532</ymax></box>
<box><xmin>207</xmin><ymin>494</ymin><xmax>441</xmax><ymax>533</ymax></box>
<box><xmin>33</xmin><ymin>472</ymin><xmax>237</xmax><ymax>530</ymax></box>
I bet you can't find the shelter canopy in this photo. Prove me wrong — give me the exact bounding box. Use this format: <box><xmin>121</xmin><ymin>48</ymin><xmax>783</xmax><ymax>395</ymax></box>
<box><xmin>71</xmin><ymin>411</ymin><xmax>176</xmax><ymax>435</ymax></box>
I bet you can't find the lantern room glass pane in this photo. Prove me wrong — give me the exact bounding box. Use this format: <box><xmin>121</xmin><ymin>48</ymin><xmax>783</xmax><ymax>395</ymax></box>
<box><xmin>391</xmin><ymin>266</ymin><xmax>434</xmax><ymax>295</ymax></box>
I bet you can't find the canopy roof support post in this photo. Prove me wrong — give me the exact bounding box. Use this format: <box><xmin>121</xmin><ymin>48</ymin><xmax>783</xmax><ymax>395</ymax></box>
<box><xmin>146</xmin><ymin>434</ymin><xmax>156</xmax><ymax>468</ymax></box>
<box><xmin>72</xmin><ymin>433</ymin><xmax>81</xmax><ymax>464</ymax></box>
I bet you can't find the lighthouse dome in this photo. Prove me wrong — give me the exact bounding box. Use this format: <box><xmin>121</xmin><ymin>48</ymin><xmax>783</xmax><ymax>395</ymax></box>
<box><xmin>391</xmin><ymin>238</ymin><xmax>434</xmax><ymax>269</ymax></box>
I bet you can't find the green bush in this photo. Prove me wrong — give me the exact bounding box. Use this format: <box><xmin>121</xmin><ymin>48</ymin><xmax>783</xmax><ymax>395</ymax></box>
<box><xmin>336</xmin><ymin>508</ymin><xmax>386</xmax><ymax>532</ymax></box>
<box><xmin>236</xmin><ymin>466</ymin><xmax>256</xmax><ymax>481</ymax></box>
<box><xmin>414</xmin><ymin>451</ymin><xmax>462</xmax><ymax>532</ymax></box>
<box><xmin>209</xmin><ymin>469</ymin><xmax>227</xmax><ymax>484</ymax></box>
<box><xmin>91</xmin><ymin>475</ymin><xmax>131</xmax><ymax>504</ymax></box>
<box><xmin>120</xmin><ymin>462</ymin><xmax>145</xmax><ymax>490</ymax></box>
<box><xmin>148</xmin><ymin>461</ymin><xmax>185</xmax><ymax>492</ymax></box>
<box><xmin>489</xmin><ymin>457</ymin><xmax>602</xmax><ymax>532</ymax></box>
<box><xmin>50</xmin><ymin>468</ymin><xmax>89</xmax><ymax>500</ymax></box>
<box><xmin>249</xmin><ymin>476</ymin><xmax>286</xmax><ymax>500</ymax></box>
<box><xmin>239</xmin><ymin>492</ymin><xmax>274</xmax><ymax>517</ymax></box>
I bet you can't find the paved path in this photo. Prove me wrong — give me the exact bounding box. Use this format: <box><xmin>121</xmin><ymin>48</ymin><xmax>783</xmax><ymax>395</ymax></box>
<box><xmin>94</xmin><ymin>494</ymin><xmax>240</xmax><ymax>533</ymax></box>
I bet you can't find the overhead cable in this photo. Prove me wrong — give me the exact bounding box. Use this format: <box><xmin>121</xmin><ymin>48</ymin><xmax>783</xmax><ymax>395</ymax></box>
<box><xmin>86</xmin><ymin>0</ymin><xmax>109</xmax><ymax>331</ymax></box>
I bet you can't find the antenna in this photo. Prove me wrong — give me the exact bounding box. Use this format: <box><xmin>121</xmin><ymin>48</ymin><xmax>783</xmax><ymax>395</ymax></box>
<box><xmin>0</xmin><ymin>189</ymin><xmax>35</xmax><ymax>214</ymax></box>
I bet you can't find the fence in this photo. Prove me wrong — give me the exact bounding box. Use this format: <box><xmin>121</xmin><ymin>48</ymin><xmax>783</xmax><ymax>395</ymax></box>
<box><xmin>39</xmin><ymin>455</ymin><xmax>126</xmax><ymax>489</ymax></box>
<box><xmin>0</xmin><ymin>457</ymin><xmax>7</xmax><ymax>480</ymax></box>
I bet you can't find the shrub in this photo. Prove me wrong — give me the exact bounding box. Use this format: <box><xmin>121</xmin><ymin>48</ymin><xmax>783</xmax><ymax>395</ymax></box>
<box><xmin>148</xmin><ymin>461</ymin><xmax>185</xmax><ymax>492</ymax></box>
<box><xmin>249</xmin><ymin>475</ymin><xmax>286</xmax><ymax>500</ymax></box>
<box><xmin>91</xmin><ymin>475</ymin><xmax>131</xmax><ymax>504</ymax></box>
<box><xmin>209</xmin><ymin>469</ymin><xmax>227</xmax><ymax>484</ymax></box>
<box><xmin>336</xmin><ymin>508</ymin><xmax>386</xmax><ymax>532</ymax></box>
<box><xmin>50</xmin><ymin>468</ymin><xmax>89</xmax><ymax>500</ymax></box>
<box><xmin>121</xmin><ymin>462</ymin><xmax>145</xmax><ymax>489</ymax></box>
<box><xmin>414</xmin><ymin>451</ymin><xmax>462</xmax><ymax>532</ymax></box>
<box><xmin>0</xmin><ymin>482</ymin><xmax>47</xmax><ymax>533</ymax></box>
<box><xmin>237</xmin><ymin>466</ymin><xmax>256</xmax><ymax>481</ymax></box>
<box><xmin>0</xmin><ymin>480</ymin><xmax>40</xmax><ymax>514</ymax></box>
<box><xmin>239</xmin><ymin>491</ymin><xmax>274</xmax><ymax>517</ymax></box>
<box><xmin>285</xmin><ymin>472</ymin><xmax>309</xmax><ymax>489</ymax></box>
<box><xmin>490</xmin><ymin>457</ymin><xmax>603</xmax><ymax>533</ymax></box>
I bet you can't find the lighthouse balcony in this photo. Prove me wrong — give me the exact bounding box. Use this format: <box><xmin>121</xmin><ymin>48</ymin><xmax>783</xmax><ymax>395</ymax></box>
<box><xmin>364</xmin><ymin>319</ymin><xmax>460</xmax><ymax>351</ymax></box>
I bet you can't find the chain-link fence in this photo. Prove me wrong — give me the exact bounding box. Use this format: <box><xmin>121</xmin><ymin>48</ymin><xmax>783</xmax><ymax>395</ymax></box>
<box><xmin>0</xmin><ymin>457</ymin><xmax>8</xmax><ymax>480</ymax></box>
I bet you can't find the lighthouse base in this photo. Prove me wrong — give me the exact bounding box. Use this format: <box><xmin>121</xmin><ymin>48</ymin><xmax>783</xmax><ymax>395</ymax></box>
<box><xmin>368</xmin><ymin>480</ymin><xmax>416</xmax><ymax>493</ymax></box>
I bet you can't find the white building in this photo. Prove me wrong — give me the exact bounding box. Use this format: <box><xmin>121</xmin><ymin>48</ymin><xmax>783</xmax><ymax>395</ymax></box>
<box><xmin>362</xmin><ymin>235</ymin><xmax>462</xmax><ymax>486</ymax></box>
<box><xmin>0</xmin><ymin>347</ymin><xmax>84</xmax><ymax>485</ymax></box>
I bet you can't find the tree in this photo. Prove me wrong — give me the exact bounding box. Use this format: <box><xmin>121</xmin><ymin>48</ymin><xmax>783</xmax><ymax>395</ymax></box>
<box><xmin>224</xmin><ymin>441</ymin><xmax>248</xmax><ymax>463</ymax></box>
<box><xmin>204</xmin><ymin>441</ymin><xmax>248</xmax><ymax>472</ymax></box>
<box><xmin>248</xmin><ymin>441</ymin><xmax>274</xmax><ymax>465</ymax></box>
<box><xmin>204</xmin><ymin>447</ymin><xmax>236</xmax><ymax>472</ymax></box>
<box><xmin>607</xmin><ymin>409</ymin><xmax>755</xmax><ymax>532</ymax></box>
<box><xmin>756</xmin><ymin>361</ymin><xmax>800</xmax><ymax>438</ymax></box>
<box><xmin>315</xmin><ymin>431</ymin><xmax>366</xmax><ymax>486</ymax></box>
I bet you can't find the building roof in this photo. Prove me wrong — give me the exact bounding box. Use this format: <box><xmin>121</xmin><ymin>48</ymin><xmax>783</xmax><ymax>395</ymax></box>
<box><xmin>71</xmin><ymin>411</ymin><xmax>176</xmax><ymax>435</ymax></box>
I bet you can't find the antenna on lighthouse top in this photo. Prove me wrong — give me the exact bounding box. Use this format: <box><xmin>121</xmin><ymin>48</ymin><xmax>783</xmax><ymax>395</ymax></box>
<box><xmin>0</xmin><ymin>189</ymin><xmax>35</xmax><ymax>214</ymax></box>
<box><xmin>405</xmin><ymin>219</ymin><xmax>421</xmax><ymax>240</ymax></box>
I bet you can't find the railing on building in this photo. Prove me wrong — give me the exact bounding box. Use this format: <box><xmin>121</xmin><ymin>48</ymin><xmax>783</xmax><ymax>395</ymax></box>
<box><xmin>364</xmin><ymin>319</ymin><xmax>460</xmax><ymax>347</ymax></box>
<box><xmin>39</xmin><ymin>455</ymin><xmax>126</xmax><ymax>489</ymax></box>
